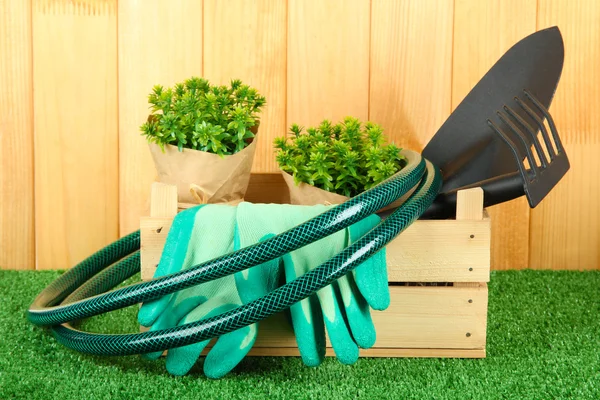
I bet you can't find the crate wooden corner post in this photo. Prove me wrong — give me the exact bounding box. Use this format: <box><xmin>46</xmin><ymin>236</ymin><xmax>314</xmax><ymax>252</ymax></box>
<box><xmin>376</xmin><ymin>186</ymin><xmax>490</xmax><ymax>359</ymax></box>
<box><xmin>139</xmin><ymin>182</ymin><xmax>178</xmax><ymax>282</ymax></box>
<box><xmin>140</xmin><ymin>184</ymin><xmax>490</xmax><ymax>359</ymax></box>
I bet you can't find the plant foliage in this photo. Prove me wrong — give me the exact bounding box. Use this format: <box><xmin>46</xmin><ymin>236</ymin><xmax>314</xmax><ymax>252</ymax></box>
<box><xmin>274</xmin><ymin>117</ymin><xmax>408</xmax><ymax>197</ymax></box>
<box><xmin>140</xmin><ymin>77</ymin><xmax>266</xmax><ymax>156</ymax></box>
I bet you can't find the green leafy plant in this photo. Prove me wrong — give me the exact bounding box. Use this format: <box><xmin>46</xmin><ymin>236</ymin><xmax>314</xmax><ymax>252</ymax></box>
<box><xmin>140</xmin><ymin>77</ymin><xmax>266</xmax><ymax>156</ymax></box>
<box><xmin>274</xmin><ymin>117</ymin><xmax>408</xmax><ymax>197</ymax></box>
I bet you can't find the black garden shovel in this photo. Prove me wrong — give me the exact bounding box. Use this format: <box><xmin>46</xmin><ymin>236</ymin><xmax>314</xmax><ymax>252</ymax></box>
<box><xmin>419</xmin><ymin>26</ymin><xmax>570</xmax><ymax>219</ymax></box>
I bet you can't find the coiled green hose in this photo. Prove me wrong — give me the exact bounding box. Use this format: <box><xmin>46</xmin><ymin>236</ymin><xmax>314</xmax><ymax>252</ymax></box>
<box><xmin>27</xmin><ymin>150</ymin><xmax>441</xmax><ymax>357</ymax></box>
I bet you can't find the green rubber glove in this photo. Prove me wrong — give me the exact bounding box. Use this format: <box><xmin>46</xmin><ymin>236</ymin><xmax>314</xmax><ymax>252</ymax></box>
<box><xmin>137</xmin><ymin>204</ymin><xmax>272</xmax><ymax>378</ymax></box>
<box><xmin>235</xmin><ymin>202</ymin><xmax>389</xmax><ymax>367</ymax></box>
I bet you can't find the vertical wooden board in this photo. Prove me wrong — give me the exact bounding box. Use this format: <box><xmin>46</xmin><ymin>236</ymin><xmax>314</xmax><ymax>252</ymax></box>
<box><xmin>531</xmin><ymin>0</ymin><xmax>600</xmax><ymax>270</ymax></box>
<box><xmin>287</xmin><ymin>0</ymin><xmax>370</xmax><ymax>128</ymax></box>
<box><xmin>118</xmin><ymin>0</ymin><xmax>202</xmax><ymax>236</ymax></box>
<box><xmin>204</xmin><ymin>0</ymin><xmax>286</xmax><ymax>173</ymax></box>
<box><xmin>456</xmin><ymin>188</ymin><xmax>484</xmax><ymax>221</ymax></box>
<box><xmin>0</xmin><ymin>0</ymin><xmax>34</xmax><ymax>270</ymax></box>
<box><xmin>33</xmin><ymin>0</ymin><xmax>118</xmax><ymax>270</ymax></box>
<box><xmin>369</xmin><ymin>0</ymin><xmax>453</xmax><ymax>150</ymax></box>
<box><xmin>452</xmin><ymin>0</ymin><xmax>537</xmax><ymax>270</ymax></box>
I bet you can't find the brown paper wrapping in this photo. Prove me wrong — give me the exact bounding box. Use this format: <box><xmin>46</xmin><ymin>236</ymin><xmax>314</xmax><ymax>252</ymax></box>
<box><xmin>281</xmin><ymin>171</ymin><xmax>348</xmax><ymax>205</ymax></box>
<box><xmin>149</xmin><ymin>137</ymin><xmax>257</xmax><ymax>204</ymax></box>
<box><xmin>281</xmin><ymin>170</ymin><xmax>414</xmax><ymax>212</ymax></box>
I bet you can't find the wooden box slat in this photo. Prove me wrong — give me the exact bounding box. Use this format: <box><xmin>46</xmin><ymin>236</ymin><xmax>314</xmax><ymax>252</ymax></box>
<box><xmin>386</xmin><ymin>218</ymin><xmax>490</xmax><ymax>282</ymax></box>
<box><xmin>230</xmin><ymin>283</ymin><xmax>487</xmax><ymax>351</ymax></box>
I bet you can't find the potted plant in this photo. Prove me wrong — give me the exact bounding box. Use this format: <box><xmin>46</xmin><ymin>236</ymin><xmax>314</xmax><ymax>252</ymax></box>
<box><xmin>273</xmin><ymin>116</ymin><xmax>408</xmax><ymax>207</ymax></box>
<box><xmin>141</xmin><ymin>77</ymin><xmax>265</xmax><ymax>204</ymax></box>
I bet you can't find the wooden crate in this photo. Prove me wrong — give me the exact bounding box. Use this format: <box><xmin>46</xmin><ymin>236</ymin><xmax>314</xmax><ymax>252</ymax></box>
<box><xmin>140</xmin><ymin>180</ymin><xmax>490</xmax><ymax>358</ymax></box>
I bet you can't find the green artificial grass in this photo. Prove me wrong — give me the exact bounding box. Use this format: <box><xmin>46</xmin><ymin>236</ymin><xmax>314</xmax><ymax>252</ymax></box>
<box><xmin>0</xmin><ymin>270</ymin><xmax>598</xmax><ymax>399</ymax></box>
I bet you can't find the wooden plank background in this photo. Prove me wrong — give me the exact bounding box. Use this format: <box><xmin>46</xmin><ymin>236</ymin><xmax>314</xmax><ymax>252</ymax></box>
<box><xmin>0</xmin><ymin>0</ymin><xmax>598</xmax><ymax>271</ymax></box>
<box><xmin>0</xmin><ymin>0</ymin><xmax>34</xmax><ymax>270</ymax></box>
<box><xmin>32</xmin><ymin>0</ymin><xmax>119</xmax><ymax>270</ymax></box>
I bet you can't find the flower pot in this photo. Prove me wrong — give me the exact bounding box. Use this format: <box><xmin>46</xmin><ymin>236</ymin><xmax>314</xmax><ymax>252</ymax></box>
<box><xmin>148</xmin><ymin>134</ymin><xmax>258</xmax><ymax>205</ymax></box>
<box><xmin>280</xmin><ymin>170</ymin><xmax>348</xmax><ymax>206</ymax></box>
<box><xmin>280</xmin><ymin>170</ymin><xmax>414</xmax><ymax>212</ymax></box>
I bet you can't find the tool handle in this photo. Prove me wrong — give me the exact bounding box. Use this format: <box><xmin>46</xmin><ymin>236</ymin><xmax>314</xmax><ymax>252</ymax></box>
<box><xmin>420</xmin><ymin>171</ymin><xmax>525</xmax><ymax>219</ymax></box>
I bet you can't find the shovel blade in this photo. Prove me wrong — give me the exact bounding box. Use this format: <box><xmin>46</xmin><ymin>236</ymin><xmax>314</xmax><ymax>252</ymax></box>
<box><xmin>422</xmin><ymin>26</ymin><xmax>565</xmax><ymax>197</ymax></box>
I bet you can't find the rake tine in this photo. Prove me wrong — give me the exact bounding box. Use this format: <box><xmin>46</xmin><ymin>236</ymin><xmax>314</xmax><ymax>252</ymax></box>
<box><xmin>487</xmin><ymin>119</ymin><xmax>532</xmax><ymax>182</ymax></box>
<box><xmin>523</xmin><ymin>90</ymin><xmax>565</xmax><ymax>154</ymax></box>
<box><xmin>514</xmin><ymin>96</ymin><xmax>556</xmax><ymax>160</ymax></box>
<box><xmin>503</xmin><ymin>105</ymin><xmax>549</xmax><ymax>168</ymax></box>
<box><xmin>496</xmin><ymin>111</ymin><xmax>540</xmax><ymax>177</ymax></box>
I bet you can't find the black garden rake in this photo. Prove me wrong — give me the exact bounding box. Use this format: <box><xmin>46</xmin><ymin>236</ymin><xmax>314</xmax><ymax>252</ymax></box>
<box><xmin>487</xmin><ymin>88</ymin><xmax>570</xmax><ymax>209</ymax></box>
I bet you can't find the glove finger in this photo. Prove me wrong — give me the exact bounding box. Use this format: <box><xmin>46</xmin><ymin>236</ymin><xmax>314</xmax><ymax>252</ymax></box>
<box><xmin>139</xmin><ymin>287</ymin><xmax>206</xmax><ymax>329</ymax></box>
<box><xmin>141</xmin><ymin>295</ymin><xmax>206</xmax><ymax>360</ymax></box>
<box><xmin>164</xmin><ymin>299</ymin><xmax>222</xmax><ymax>376</ymax></box>
<box><xmin>315</xmin><ymin>284</ymin><xmax>359</xmax><ymax>365</ymax></box>
<box><xmin>235</xmin><ymin>233</ymin><xmax>282</xmax><ymax>302</ymax></box>
<box><xmin>353</xmin><ymin>248</ymin><xmax>390</xmax><ymax>311</ymax></box>
<box><xmin>282</xmin><ymin>252</ymin><xmax>326</xmax><ymax>367</ymax></box>
<box><xmin>336</xmin><ymin>274</ymin><xmax>376</xmax><ymax>349</ymax></box>
<box><xmin>165</xmin><ymin>300</ymin><xmax>256</xmax><ymax>378</ymax></box>
<box><xmin>347</xmin><ymin>214</ymin><xmax>390</xmax><ymax>311</ymax></box>
<box><xmin>138</xmin><ymin>206</ymin><xmax>203</xmax><ymax>326</ymax></box>
<box><xmin>138</xmin><ymin>296</ymin><xmax>174</xmax><ymax>328</ymax></box>
<box><xmin>155</xmin><ymin>205</ymin><xmax>202</xmax><ymax>277</ymax></box>
<box><xmin>203</xmin><ymin>322</ymin><xmax>257</xmax><ymax>379</ymax></box>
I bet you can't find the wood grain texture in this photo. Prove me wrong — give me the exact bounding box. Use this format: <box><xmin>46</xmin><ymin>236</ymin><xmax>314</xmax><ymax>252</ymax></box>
<box><xmin>118</xmin><ymin>0</ymin><xmax>203</xmax><ymax>236</ymax></box>
<box><xmin>386</xmin><ymin>218</ymin><xmax>490</xmax><ymax>283</ymax></box>
<box><xmin>369</xmin><ymin>0</ymin><xmax>453</xmax><ymax>150</ymax></box>
<box><xmin>0</xmin><ymin>0</ymin><xmax>34</xmax><ymax>270</ymax></box>
<box><xmin>204</xmin><ymin>284</ymin><xmax>488</xmax><ymax>353</ymax></box>
<box><xmin>456</xmin><ymin>187</ymin><xmax>484</xmax><ymax>221</ymax></box>
<box><xmin>2</xmin><ymin>0</ymin><xmax>599</xmax><ymax>271</ymax></box>
<box><xmin>287</xmin><ymin>0</ymin><xmax>370</xmax><ymax>128</ymax></box>
<box><xmin>140</xmin><ymin>217</ymin><xmax>173</xmax><ymax>281</ymax></box>
<box><xmin>204</xmin><ymin>0</ymin><xmax>286</xmax><ymax>173</ymax></box>
<box><xmin>452</xmin><ymin>0</ymin><xmax>537</xmax><ymax>270</ymax></box>
<box><xmin>144</xmin><ymin>183</ymin><xmax>491</xmax><ymax>284</ymax></box>
<box><xmin>149</xmin><ymin>182</ymin><xmax>178</xmax><ymax>219</ymax></box>
<box><xmin>33</xmin><ymin>0</ymin><xmax>118</xmax><ymax>270</ymax></box>
<box><xmin>142</xmin><ymin>208</ymin><xmax>489</xmax><ymax>353</ymax></box>
<box><xmin>531</xmin><ymin>0</ymin><xmax>600</xmax><ymax>269</ymax></box>
<box><xmin>140</xmin><ymin>182</ymin><xmax>177</xmax><ymax>281</ymax></box>
<box><xmin>244</xmin><ymin>347</ymin><xmax>486</xmax><ymax>359</ymax></box>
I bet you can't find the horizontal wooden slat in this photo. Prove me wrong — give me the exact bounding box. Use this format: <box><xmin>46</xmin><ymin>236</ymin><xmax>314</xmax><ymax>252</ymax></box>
<box><xmin>149</xmin><ymin>285</ymin><xmax>488</xmax><ymax>357</ymax></box>
<box><xmin>245</xmin><ymin>347</ymin><xmax>486</xmax><ymax>359</ymax></box>
<box><xmin>386</xmin><ymin>218</ymin><xmax>491</xmax><ymax>282</ymax></box>
<box><xmin>142</xmin><ymin>181</ymin><xmax>491</xmax><ymax>283</ymax></box>
<box><xmin>141</xmin><ymin>214</ymin><xmax>491</xmax><ymax>283</ymax></box>
<box><xmin>204</xmin><ymin>283</ymin><xmax>488</xmax><ymax>353</ymax></box>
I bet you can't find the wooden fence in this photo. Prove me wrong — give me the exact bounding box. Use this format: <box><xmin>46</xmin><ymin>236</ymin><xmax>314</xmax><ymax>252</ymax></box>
<box><xmin>1</xmin><ymin>0</ymin><xmax>598</xmax><ymax>271</ymax></box>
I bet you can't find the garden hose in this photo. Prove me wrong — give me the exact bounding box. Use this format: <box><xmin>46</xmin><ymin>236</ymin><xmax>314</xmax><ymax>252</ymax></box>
<box><xmin>27</xmin><ymin>149</ymin><xmax>442</xmax><ymax>357</ymax></box>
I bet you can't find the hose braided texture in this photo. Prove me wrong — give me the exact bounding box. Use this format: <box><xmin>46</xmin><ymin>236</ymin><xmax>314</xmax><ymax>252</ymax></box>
<box><xmin>28</xmin><ymin>150</ymin><xmax>441</xmax><ymax>357</ymax></box>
